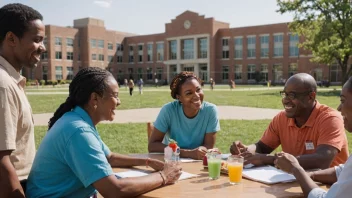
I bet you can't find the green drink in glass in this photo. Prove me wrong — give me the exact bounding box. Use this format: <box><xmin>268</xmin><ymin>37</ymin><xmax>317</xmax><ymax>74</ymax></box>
<box><xmin>207</xmin><ymin>153</ymin><xmax>221</xmax><ymax>180</ymax></box>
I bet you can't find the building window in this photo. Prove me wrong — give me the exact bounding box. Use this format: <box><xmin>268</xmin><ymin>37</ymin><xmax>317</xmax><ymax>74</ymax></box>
<box><xmin>234</xmin><ymin>37</ymin><xmax>243</xmax><ymax>59</ymax></box>
<box><xmin>129</xmin><ymin>55</ymin><xmax>134</xmax><ymax>62</ymax></box>
<box><xmin>222</xmin><ymin>66</ymin><xmax>229</xmax><ymax>80</ymax></box>
<box><xmin>108</xmin><ymin>43</ymin><xmax>113</xmax><ymax>50</ymax></box>
<box><xmin>289</xmin><ymin>34</ymin><xmax>299</xmax><ymax>57</ymax></box>
<box><xmin>260</xmin><ymin>64</ymin><xmax>268</xmax><ymax>81</ymax></box>
<box><xmin>222</xmin><ymin>38</ymin><xmax>229</xmax><ymax>59</ymax></box>
<box><xmin>117</xmin><ymin>44</ymin><xmax>123</xmax><ymax>51</ymax></box>
<box><xmin>157</xmin><ymin>43</ymin><xmax>164</xmax><ymax>61</ymax></box>
<box><xmin>66</xmin><ymin>52</ymin><xmax>73</xmax><ymax>60</ymax></box>
<box><xmin>91</xmin><ymin>39</ymin><xmax>96</xmax><ymax>48</ymax></box>
<box><xmin>198</xmin><ymin>38</ymin><xmax>207</xmax><ymax>59</ymax></box>
<box><xmin>247</xmin><ymin>64</ymin><xmax>256</xmax><ymax>80</ymax></box>
<box><xmin>247</xmin><ymin>36</ymin><xmax>256</xmax><ymax>58</ymax></box>
<box><xmin>147</xmin><ymin>43</ymin><xmax>153</xmax><ymax>61</ymax></box>
<box><xmin>78</xmin><ymin>53</ymin><xmax>81</xmax><ymax>61</ymax></box>
<box><xmin>78</xmin><ymin>38</ymin><xmax>80</xmax><ymax>47</ymax></box>
<box><xmin>41</xmin><ymin>52</ymin><xmax>48</xmax><ymax>60</ymax></box>
<box><xmin>139</xmin><ymin>44</ymin><xmax>143</xmax><ymax>62</ymax></box>
<box><xmin>55</xmin><ymin>37</ymin><xmax>62</xmax><ymax>46</ymax></box>
<box><xmin>234</xmin><ymin>65</ymin><xmax>242</xmax><ymax>80</ymax></box>
<box><xmin>66</xmin><ymin>67</ymin><xmax>73</xmax><ymax>80</ymax></box>
<box><xmin>274</xmin><ymin>34</ymin><xmax>283</xmax><ymax>57</ymax></box>
<box><xmin>313</xmin><ymin>68</ymin><xmax>323</xmax><ymax>81</ymax></box>
<box><xmin>117</xmin><ymin>56</ymin><xmax>123</xmax><ymax>62</ymax></box>
<box><xmin>129</xmin><ymin>45</ymin><xmax>134</xmax><ymax>51</ymax></box>
<box><xmin>55</xmin><ymin>51</ymin><xmax>62</xmax><ymax>59</ymax></box>
<box><xmin>92</xmin><ymin>54</ymin><xmax>97</xmax><ymax>60</ymax></box>
<box><xmin>98</xmin><ymin>40</ymin><xmax>104</xmax><ymax>48</ymax></box>
<box><xmin>146</xmin><ymin>68</ymin><xmax>153</xmax><ymax>80</ymax></box>
<box><xmin>98</xmin><ymin>54</ymin><xmax>104</xmax><ymax>61</ymax></box>
<box><xmin>66</xmin><ymin>38</ymin><xmax>74</xmax><ymax>47</ymax></box>
<box><xmin>42</xmin><ymin>65</ymin><xmax>48</xmax><ymax>80</ymax></box>
<box><xmin>330</xmin><ymin>64</ymin><xmax>341</xmax><ymax>82</ymax></box>
<box><xmin>137</xmin><ymin>68</ymin><xmax>143</xmax><ymax>79</ymax></box>
<box><xmin>182</xmin><ymin>39</ymin><xmax>194</xmax><ymax>59</ymax></box>
<box><xmin>55</xmin><ymin>66</ymin><xmax>63</xmax><ymax>80</ymax></box>
<box><xmin>108</xmin><ymin>55</ymin><xmax>113</xmax><ymax>62</ymax></box>
<box><xmin>222</xmin><ymin>38</ymin><xmax>229</xmax><ymax>46</ymax></box>
<box><xmin>288</xmin><ymin>63</ymin><xmax>298</xmax><ymax>77</ymax></box>
<box><xmin>273</xmin><ymin>64</ymin><xmax>283</xmax><ymax>82</ymax></box>
<box><xmin>156</xmin><ymin>67</ymin><xmax>163</xmax><ymax>80</ymax></box>
<box><xmin>260</xmin><ymin>35</ymin><xmax>269</xmax><ymax>58</ymax></box>
<box><xmin>169</xmin><ymin>40</ymin><xmax>177</xmax><ymax>60</ymax></box>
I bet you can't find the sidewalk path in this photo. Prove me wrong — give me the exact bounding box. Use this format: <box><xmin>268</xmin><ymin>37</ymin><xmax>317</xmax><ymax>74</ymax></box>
<box><xmin>33</xmin><ymin>106</ymin><xmax>281</xmax><ymax>126</ymax></box>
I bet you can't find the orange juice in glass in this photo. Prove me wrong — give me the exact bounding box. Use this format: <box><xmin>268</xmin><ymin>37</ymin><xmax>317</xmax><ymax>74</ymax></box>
<box><xmin>227</xmin><ymin>155</ymin><xmax>244</xmax><ymax>185</ymax></box>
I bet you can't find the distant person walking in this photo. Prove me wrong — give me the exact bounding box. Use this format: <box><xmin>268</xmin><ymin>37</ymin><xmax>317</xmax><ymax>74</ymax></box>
<box><xmin>210</xmin><ymin>78</ymin><xmax>215</xmax><ymax>90</ymax></box>
<box><xmin>128</xmin><ymin>79</ymin><xmax>134</xmax><ymax>96</ymax></box>
<box><xmin>124</xmin><ymin>79</ymin><xmax>128</xmax><ymax>90</ymax></box>
<box><xmin>229</xmin><ymin>79</ymin><xmax>235</xmax><ymax>90</ymax></box>
<box><xmin>137</xmin><ymin>78</ymin><xmax>144</xmax><ymax>94</ymax></box>
<box><xmin>155</xmin><ymin>78</ymin><xmax>158</xmax><ymax>88</ymax></box>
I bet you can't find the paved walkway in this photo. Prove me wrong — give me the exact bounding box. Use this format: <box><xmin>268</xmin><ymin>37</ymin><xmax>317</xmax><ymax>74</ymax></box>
<box><xmin>33</xmin><ymin>106</ymin><xmax>281</xmax><ymax>126</ymax></box>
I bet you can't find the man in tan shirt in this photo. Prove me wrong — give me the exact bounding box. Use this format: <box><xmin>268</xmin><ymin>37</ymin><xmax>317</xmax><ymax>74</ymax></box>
<box><xmin>0</xmin><ymin>3</ymin><xmax>46</xmax><ymax>197</ymax></box>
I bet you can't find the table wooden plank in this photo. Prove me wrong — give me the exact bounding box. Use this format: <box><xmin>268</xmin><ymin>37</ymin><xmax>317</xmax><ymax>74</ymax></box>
<box><xmin>98</xmin><ymin>154</ymin><xmax>329</xmax><ymax>198</ymax></box>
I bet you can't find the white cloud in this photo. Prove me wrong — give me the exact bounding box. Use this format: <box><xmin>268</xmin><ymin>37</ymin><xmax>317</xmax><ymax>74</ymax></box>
<box><xmin>93</xmin><ymin>0</ymin><xmax>112</xmax><ymax>8</ymax></box>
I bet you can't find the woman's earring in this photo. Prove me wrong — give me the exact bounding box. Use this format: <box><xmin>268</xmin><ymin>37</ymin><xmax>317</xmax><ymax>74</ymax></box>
<box><xmin>94</xmin><ymin>105</ymin><xmax>97</xmax><ymax>109</ymax></box>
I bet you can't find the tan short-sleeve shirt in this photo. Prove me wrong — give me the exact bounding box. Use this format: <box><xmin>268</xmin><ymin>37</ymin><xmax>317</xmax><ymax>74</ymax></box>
<box><xmin>0</xmin><ymin>56</ymin><xmax>35</xmax><ymax>180</ymax></box>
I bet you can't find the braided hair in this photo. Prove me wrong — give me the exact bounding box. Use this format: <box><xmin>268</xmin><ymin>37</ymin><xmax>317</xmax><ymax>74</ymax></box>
<box><xmin>170</xmin><ymin>71</ymin><xmax>201</xmax><ymax>99</ymax></box>
<box><xmin>48</xmin><ymin>67</ymin><xmax>113</xmax><ymax>129</ymax></box>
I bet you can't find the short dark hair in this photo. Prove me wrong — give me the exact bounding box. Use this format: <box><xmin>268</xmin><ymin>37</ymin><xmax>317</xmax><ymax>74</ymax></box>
<box><xmin>48</xmin><ymin>67</ymin><xmax>113</xmax><ymax>129</ymax></box>
<box><xmin>0</xmin><ymin>3</ymin><xmax>43</xmax><ymax>44</ymax></box>
<box><xmin>170</xmin><ymin>71</ymin><xmax>200</xmax><ymax>99</ymax></box>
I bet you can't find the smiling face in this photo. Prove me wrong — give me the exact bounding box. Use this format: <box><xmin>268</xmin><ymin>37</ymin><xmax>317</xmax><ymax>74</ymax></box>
<box><xmin>337</xmin><ymin>81</ymin><xmax>352</xmax><ymax>132</ymax></box>
<box><xmin>282</xmin><ymin>79</ymin><xmax>315</xmax><ymax>119</ymax></box>
<box><xmin>178</xmin><ymin>78</ymin><xmax>204</xmax><ymax>112</ymax></box>
<box><xmin>12</xmin><ymin>19</ymin><xmax>46</xmax><ymax>69</ymax></box>
<box><xmin>96</xmin><ymin>76</ymin><xmax>121</xmax><ymax>122</ymax></box>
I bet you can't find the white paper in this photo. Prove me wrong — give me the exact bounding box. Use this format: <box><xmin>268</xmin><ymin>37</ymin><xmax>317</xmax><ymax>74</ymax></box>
<box><xmin>180</xmin><ymin>158</ymin><xmax>202</xmax><ymax>163</ymax></box>
<box><xmin>242</xmin><ymin>165</ymin><xmax>296</xmax><ymax>184</ymax></box>
<box><xmin>114</xmin><ymin>170</ymin><xmax>198</xmax><ymax>181</ymax></box>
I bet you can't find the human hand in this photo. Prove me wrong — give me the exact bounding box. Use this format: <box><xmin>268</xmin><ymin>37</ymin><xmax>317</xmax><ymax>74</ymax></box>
<box><xmin>240</xmin><ymin>152</ymin><xmax>266</xmax><ymax>166</ymax></box>
<box><xmin>230</xmin><ymin>141</ymin><xmax>248</xmax><ymax>155</ymax></box>
<box><xmin>190</xmin><ymin>146</ymin><xmax>208</xmax><ymax>160</ymax></box>
<box><xmin>148</xmin><ymin>158</ymin><xmax>165</xmax><ymax>171</ymax></box>
<box><xmin>274</xmin><ymin>152</ymin><xmax>301</xmax><ymax>174</ymax></box>
<box><xmin>161</xmin><ymin>161</ymin><xmax>182</xmax><ymax>185</ymax></box>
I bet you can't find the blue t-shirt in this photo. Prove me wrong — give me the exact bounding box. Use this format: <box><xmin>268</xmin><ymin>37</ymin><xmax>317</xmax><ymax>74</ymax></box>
<box><xmin>26</xmin><ymin>106</ymin><xmax>113</xmax><ymax>198</ymax></box>
<box><xmin>154</xmin><ymin>101</ymin><xmax>220</xmax><ymax>149</ymax></box>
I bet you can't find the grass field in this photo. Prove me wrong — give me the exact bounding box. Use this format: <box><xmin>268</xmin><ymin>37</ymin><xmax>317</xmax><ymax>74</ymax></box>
<box><xmin>34</xmin><ymin>120</ymin><xmax>352</xmax><ymax>154</ymax></box>
<box><xmin>28</xmin><ymin>89</ymin><xmax>341</xmax><ymax>114</ymax></box>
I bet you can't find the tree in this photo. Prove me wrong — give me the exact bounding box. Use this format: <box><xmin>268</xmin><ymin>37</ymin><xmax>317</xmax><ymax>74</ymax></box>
<box><xmin>277</xmin><ymin>0</ymin><xmax>352</xmax><ymax>85</ymax></box>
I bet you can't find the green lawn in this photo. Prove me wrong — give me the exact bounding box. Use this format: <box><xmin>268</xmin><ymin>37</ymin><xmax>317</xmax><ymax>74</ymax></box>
<box><xmin>28</xmin><ymin>89</ymin><xmax>341</xmax><ymax>114</ymax></box>
<box><xmin>34</xmin><ymin>120</ymin><xmax>352</xmax><ymax>154</ymax></box>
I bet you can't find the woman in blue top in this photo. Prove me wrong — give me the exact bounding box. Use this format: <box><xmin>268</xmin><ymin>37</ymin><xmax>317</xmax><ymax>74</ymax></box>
<box><xmin>26</xmin><ymin>67</ymin><xmax>181</xmax><ymax>198</ymax></box>
<box><xmin>148</xmin><ymin>71</ymin><xmax>220</xmax><ymax>160</ymax></box>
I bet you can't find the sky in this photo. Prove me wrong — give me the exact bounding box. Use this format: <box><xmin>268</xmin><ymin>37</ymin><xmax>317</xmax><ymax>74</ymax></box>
<box><xmin>0</xmin><ymin>0</ymin><xmax>294</xmax><ymax>35</ymax></box>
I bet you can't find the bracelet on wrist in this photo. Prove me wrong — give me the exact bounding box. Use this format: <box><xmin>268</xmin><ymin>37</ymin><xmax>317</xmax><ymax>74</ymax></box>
<box><xmin>159</xmin><ymin>171</ymin><xmax>167</xmax><ymax>186</ymax></box>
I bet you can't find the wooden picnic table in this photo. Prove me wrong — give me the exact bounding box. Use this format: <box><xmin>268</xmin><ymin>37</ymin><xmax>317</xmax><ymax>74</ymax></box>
<box><xmin>100</xmin><ymin>153</ymin><xmax>329</xmax><ymax>198</ymax></box>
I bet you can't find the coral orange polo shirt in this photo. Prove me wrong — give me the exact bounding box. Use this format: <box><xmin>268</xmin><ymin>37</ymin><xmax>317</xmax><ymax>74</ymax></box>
<box><xmin>261</xmin><ymin>101</ymin><xmax>349</xmax><ymax>167</ymax></box>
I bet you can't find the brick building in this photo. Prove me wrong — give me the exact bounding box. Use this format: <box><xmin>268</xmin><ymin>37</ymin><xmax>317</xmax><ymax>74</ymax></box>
<box><xmin>23</xmin><ymin>10</ymin><xmax>343</xmax><ymax>85</ymax></box>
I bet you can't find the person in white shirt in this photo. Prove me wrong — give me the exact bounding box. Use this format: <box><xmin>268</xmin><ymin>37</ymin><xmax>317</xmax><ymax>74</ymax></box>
<box><xmin>275</xmin><ymin>76</ymin><xmax>352</xmax><ymax>198</ymax></box>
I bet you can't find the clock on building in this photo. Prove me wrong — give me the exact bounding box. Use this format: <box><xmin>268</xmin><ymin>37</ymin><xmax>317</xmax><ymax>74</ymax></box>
<box><xmin>184</xmin><ymin>20</ymin><xmax>191</xmax><ymax>29</ymax></box>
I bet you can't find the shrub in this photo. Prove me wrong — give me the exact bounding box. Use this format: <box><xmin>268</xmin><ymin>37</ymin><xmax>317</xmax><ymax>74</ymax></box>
<box><xmin>39</xmin><ymin>80</ymin><xmax>45</xmax><ymax>85</ymax></box>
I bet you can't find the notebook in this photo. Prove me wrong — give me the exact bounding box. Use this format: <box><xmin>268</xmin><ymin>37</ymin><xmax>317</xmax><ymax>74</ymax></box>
<box><xmin>115</xmin><ymin>170</ymin><xmax>198</xmax><ymax>181</ymax></box>
<box><xmin>242</xmin><ymin>165</ymin><xmax>296</xmax><ymax>184</ymax></box>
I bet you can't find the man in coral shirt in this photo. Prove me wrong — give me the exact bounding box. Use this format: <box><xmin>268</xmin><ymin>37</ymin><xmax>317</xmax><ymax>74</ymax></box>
<box><xmin>230</xmin><ymin>73</ymin><xmax>348</xmax><ymax>170</ymax></box>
